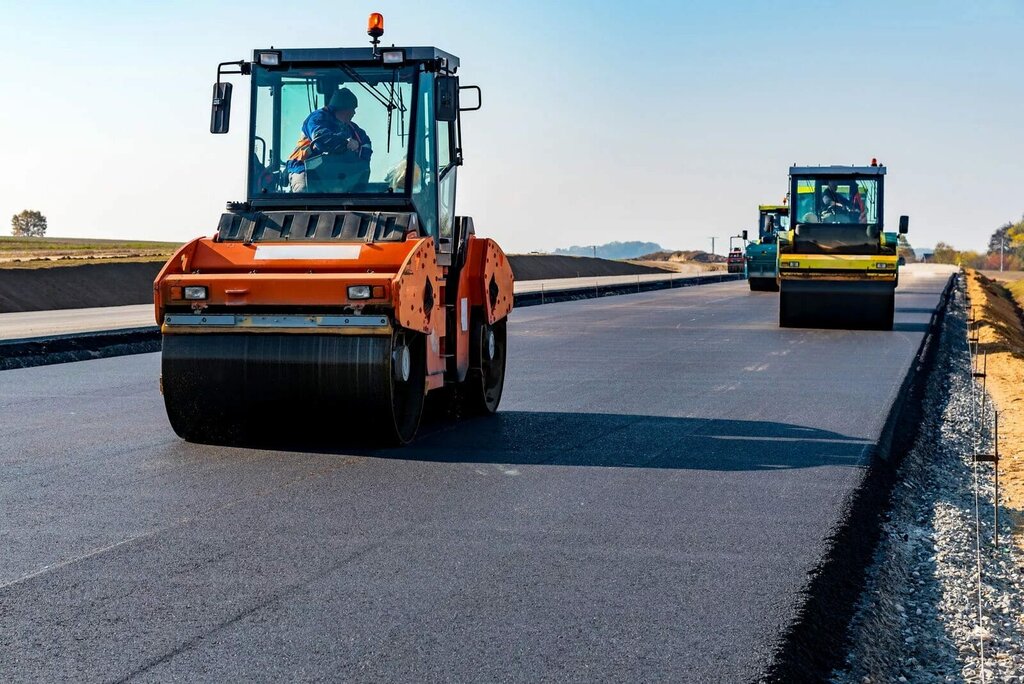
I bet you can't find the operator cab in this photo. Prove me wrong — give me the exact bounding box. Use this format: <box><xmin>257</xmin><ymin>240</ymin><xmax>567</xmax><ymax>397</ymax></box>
<box><xmin>208</xmin><ymin>14</ymin><xmax>480</xmax><ymax>259</ymax></box>
<box><xmin>789</xmin><ymin>165</ymin><xmax>897</xmax><ymax>255</ymax></box>
<box><xmin>757</xmin><ymin>205</ymin><xmax>789</xmax><ymax>244</ymax></box>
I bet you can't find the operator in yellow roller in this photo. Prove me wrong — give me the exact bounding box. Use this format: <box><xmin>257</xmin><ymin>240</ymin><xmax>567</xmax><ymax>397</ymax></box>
<box><xmin>286</xmin><ymin>88</ymin><xmax>373</xmax><ymax>193</ymax></box>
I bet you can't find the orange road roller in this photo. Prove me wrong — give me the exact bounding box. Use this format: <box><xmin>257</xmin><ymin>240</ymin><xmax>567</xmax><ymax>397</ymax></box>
<box><xmin>154</xmin><ymin>15</ymin><xmax>513</xmax><ymax>445</ymax></box>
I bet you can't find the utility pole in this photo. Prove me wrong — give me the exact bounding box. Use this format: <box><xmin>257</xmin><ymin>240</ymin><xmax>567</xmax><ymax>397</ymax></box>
<box><xmin>593</xmin><ymin>245</ymin><xmax>597</xmax><ymax>259</ymax></box>
<box><xmin>1000</xmin><ymin>238</ymin><xmax>1004</xmax><ymax>272</ymax></box>
<box><xmin>709</xmin><ymin>237</ymin><xmax>716</xmax><ymax>256</ymax></box>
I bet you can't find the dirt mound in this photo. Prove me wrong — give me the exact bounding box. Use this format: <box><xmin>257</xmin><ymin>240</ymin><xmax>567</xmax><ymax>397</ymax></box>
<box><xmin>0</xmin><ymin>261</ymin><xmax>162</xmax><ymax>313</ymax></box>
<box><xmin>508</xmin><ymin>254</ymin><xmax>670</xmax><ymax>281</ymax></box>
<box><xmin>640</xmin><ymin>250</ymin><xmax>726</xmax><ymax>264</ymax></box>
<box><xmin>966</xmin><ymin>269</ymin><xmax>1024</xmax><ymax>548</ymax></box>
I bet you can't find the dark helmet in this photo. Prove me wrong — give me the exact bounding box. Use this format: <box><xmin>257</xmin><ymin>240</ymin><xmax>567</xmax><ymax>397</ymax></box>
<box><xmin>329</xmin><ymin>88</ymin><xmax>358</xmax><ymax>111</ymax></box>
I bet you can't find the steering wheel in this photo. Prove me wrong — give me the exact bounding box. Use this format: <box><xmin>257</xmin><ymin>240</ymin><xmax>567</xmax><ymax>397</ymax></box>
<box><xmin>821</xmin><ymin>205</ymin><xmax>855</xmax><ymax>223</ymax></box>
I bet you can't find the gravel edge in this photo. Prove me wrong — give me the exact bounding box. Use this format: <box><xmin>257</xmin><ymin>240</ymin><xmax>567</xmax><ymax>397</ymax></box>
<box><xmin>831</xmin><ymin>278</ymin><xmax>1024</xmax><ymax>683</ymax></box>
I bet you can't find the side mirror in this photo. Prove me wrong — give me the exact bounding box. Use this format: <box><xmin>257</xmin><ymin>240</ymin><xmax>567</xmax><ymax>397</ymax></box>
<box><xmin>741</xmin><ymin>230</ymin><xmax>748</xmax><ymax>241</ymax></box>
<box><xmin>899</xmin><ymin>215</ymin><xmax>909</xmax><ymax>234</ymax></box>
<box><xmin>459</xmin><ymin>85</ymin><xmax>482</xmax><ymax>112</ymax></box>
<box><xmin>436</xmin><ymin>76</ymin><xmax>458</xmax><ymax>122</ymax></box>
<box><xmin>211</xmin><ymin>82</ymin><xmax>233</xmax><ymax>134</ymax></box>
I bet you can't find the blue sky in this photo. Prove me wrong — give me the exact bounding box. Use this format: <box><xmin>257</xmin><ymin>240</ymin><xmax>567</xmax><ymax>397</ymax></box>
<box><xmin>1</xmin><ymin>1</ymin><xmax>1021</xmax><ymax>253</ymax></box>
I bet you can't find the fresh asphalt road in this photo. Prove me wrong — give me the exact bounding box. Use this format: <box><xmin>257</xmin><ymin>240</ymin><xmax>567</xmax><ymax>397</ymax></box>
<box><xmin>0</xmin><ymin>265</ymin><xmax>953</xmax><ymax>682</ymax></box>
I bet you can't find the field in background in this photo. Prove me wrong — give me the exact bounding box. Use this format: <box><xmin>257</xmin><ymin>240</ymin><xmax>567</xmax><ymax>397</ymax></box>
<box><xmin>0</xmin><ymin>236</ymin><xmax>181</xmax><ymax>268</ymax></box>
<box><xmin>982</xmin><ymin>270</ymin><xmax>1024</xmax><ymax>282</ymax></box>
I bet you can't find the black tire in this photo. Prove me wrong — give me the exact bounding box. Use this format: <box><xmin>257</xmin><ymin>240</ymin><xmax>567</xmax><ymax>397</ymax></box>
<box><xmin>778</xmin><ymin>282</ymin><xmax>895</xmax><ymax>330</ymax></box>
<box><xmin>872</xmin><ymin>294</ymin><xmax>895</xmax><ymax>331</ymax></box>
<box><xmin>779</xmin><ymin>287</ymin><xmax>798</xmax><ymax>327</ymax></box>
<box><xmin>462</xmin><ymin>315</ymin><xmax>507</xmax><ymax>416</ymax></box>
<box><xmin>749</xmin><ymin>278</ymin><xmax>779</xmax><ymax>292</ymax></box>
<box><xmin>386</xmin><ymin>330</ymin><xmax>427</xmax><ymax>445</ymax></box>
<box><xmin>161</xmin><ymin>330</ymin><xmax>426</xmax><ymax>447</ymax></box>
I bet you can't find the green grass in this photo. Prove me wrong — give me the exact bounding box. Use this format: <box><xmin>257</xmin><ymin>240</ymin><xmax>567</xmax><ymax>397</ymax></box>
<box><xmin>0</xmin><ymin>236</ymin><xmax>181</xmax><ymax>252</ymax></box>
<box><xmin>1007</xmin><ymin>281</ymin><xmax>1024</xmax><ymax>309</ymax></box>
<box><xmin>0</xmin><ymin>235</ymin><xmax>182</xmax><ymax>269</ymax></box>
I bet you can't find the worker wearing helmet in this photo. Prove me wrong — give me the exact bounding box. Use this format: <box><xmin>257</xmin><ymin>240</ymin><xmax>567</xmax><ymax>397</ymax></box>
<box><xmin>821</xmin><ymin>180</ymin><xmax>856</xmax><ymax>221</ymax></box>
<box><xmin>762</xmin><ymin>214</ymin><xmax>777</xmax><ymax>243</ymax></box>
<box><xmin>287</xmin><ymin>88</ymin><xmax>373</xmax><ymax>192</ymax></box>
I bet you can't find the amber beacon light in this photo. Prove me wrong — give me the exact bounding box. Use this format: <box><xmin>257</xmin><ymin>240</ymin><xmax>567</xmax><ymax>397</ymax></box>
<box><xmin>368</xmin><ymin>13</ymin><xmax>385</xmax><ymax>38</ymax></box>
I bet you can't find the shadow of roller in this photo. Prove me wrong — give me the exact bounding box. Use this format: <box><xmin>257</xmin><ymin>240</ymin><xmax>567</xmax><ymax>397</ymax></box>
<box><xmin>241</xmin><ymin>410</ymin><xmax>872</xmax><ymax>473</ymax></box>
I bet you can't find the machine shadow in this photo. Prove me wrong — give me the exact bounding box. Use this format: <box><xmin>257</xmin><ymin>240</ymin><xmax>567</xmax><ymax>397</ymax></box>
<box><xmin>369</xmin><ymin>410</ymin><xmax>872</xmax><ymax>472</ymax></box>
<box><xmin>892</xmin><ymin>322</ymin><xmax>931</xmax><ymax>332</ymax></box>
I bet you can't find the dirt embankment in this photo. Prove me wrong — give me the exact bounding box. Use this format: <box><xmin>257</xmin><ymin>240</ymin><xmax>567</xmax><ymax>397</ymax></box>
<box><xmin>634</xmin><ymin>250</ymin><xmax>726</xmax><ymax>274</ymax></box>
<box><xmin>0</xmin><ymin>262</ymin><xmax>163</xmax><ymax>313</ymax></box>
<box><xmin>0</xmin><ymin>255</ymin><xmax>674</xmax><ymax>313</ymax></box>
<box><xmin>965</xmin><ymin>269</ymin><xmax>1024</xmax><ymax>546</ymax></box>
<box><xmin>507</xmin><ymin>254</ymin><xmax>670</xmax><ymax>281</ymax></box>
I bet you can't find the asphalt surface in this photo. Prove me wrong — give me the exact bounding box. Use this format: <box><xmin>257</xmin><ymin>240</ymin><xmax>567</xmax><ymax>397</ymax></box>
<box><xmin>0</xmin><ymin>304</ymin><xmax>156</xmax><ymax>340</ymax></box>
<box><xmin>0</xmin><ymin>273</ymin><xmax>717</xmax><ymax>341</ymax></box>
<box><xmin>0</xmin><ymin>264</ymin><xmax>953</xmax><ymax>682</ymax></box>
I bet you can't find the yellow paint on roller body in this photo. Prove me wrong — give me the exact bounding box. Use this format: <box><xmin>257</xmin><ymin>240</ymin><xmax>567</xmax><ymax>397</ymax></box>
<box><xmin>778</xmin><ymin>254</ymin><xmax>899</xmax><ymax>281</ymax></box>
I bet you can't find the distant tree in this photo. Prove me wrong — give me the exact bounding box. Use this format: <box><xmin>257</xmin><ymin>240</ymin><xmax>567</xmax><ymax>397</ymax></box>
<box><xmin>988</xmin><ymin>222</ymin><xmax>1014</xmax><ymax>254</ymax></box>
<box><xmin>897</xmin><ymin>234</ymin><xmax>917</xmax><ymax>263</ymax></box>
<box><xmin>986</xmin><ymin>216</ymin><xmax>1024</xmax><ymax>270</ymax></box>
<box><xmin>11</xmin><ymin>210</ymin><xmax>47</xmax><ymax>237</ymax></box>
<box><xmin>553</xmin><ymin>241</ymin><xmax>664</xmax><ymax>260</ymax></box>
<box><xmin>932</xmin><ymin>242</ymin><xmax>959</xmax><ymax>265</ymax></box>
<box><xmin>959</xmin><ymin>250</ymin><xmax>985</xmax><ymax>269</ymax></box>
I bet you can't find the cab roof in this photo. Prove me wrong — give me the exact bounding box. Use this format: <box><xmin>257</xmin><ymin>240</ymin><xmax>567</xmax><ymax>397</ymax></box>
<box><xmin>758</xmin><ymin>204</ymin><xmax>788</xmax><ymax>212</ymax></box>
<box><xmin>260</xmin><ymin>46</ymin><xmax>460</xmax><ymax>68</ymax></box>
<box><xmin>789</xmin><ymin>165</ymin><xmax>886</xmax><ymax>177</ymax></box>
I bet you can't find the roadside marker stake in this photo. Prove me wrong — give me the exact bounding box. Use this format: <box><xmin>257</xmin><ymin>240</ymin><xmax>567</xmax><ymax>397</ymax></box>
<box><xmin>973</xmin><ymin>410</ymin><xmax>1000</xmax><ymax>549</ymax></box>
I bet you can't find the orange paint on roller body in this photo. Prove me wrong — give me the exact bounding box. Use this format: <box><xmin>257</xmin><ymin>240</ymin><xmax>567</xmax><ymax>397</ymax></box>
<box><xmin>154</xmin><ymin>24</ymin><xmax>513</xmax><ymax>445</ymax></box>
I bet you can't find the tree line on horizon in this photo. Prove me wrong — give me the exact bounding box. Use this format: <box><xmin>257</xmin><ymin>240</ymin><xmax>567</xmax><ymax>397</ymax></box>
<box><xmin>925</xmin><ymin>216</ymin><xmax>1024</xmax><ymax>270</ymax></box>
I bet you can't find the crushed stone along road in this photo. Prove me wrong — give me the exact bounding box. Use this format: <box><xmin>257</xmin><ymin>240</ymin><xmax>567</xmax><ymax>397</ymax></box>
<box><xmin>833</xmin><ymin>284</ymin><xmax>1024</xmax><ymax>684</ymax></box>
<box><xmin>0</xmin><ymin>265</ymin><xmax>953</xmax><ymax>682</ymax></box>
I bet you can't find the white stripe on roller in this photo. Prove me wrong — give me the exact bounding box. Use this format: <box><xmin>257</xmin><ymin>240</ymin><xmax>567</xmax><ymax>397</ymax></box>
<box><xmin>253</xmin><ymin>245</ymin><xmax>362</xmax><ymax>260</ymax></box>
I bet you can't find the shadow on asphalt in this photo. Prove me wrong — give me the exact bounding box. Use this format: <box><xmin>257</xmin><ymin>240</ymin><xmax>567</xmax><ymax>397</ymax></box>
<box><xmin>895</xmin><ymin>307</ymin><xmax>941</xmax><ymax>314</ymax></box>
<box><xmin>197</xmin><ymin>410</ymin><xmax>871</xmax><ymax>471</ymax></box>
<box><xmin>892</xmin><ymin>322</ymin><xmax>931</xmax><ymax>333</ymax></box>
<box><xmin>373</xmin><ymin>411</ymin><xmax>871</xmax><ymax>471</ymax></box>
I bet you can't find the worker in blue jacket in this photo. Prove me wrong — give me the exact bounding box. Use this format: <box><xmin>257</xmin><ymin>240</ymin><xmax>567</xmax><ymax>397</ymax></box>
<box><xmin>287</xmin><ymin>88</ymin><xmax>372</xmax><ymax>192</ymax></box>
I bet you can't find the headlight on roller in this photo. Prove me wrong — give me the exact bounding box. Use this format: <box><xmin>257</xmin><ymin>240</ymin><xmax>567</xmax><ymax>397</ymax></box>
<box><xmin>184</xmin><ymin>286</ymin><xmax>208</xmax><ymax>300</ymax></box>
<box><xmin>875</xmin><ymin>262</ymin><xmax>893</xmax><ymax>269</ymax></box>
<box><xmin>348</xmin><ymin>285</ymin><xmax>372</xmax><ymax>300</ymax></box>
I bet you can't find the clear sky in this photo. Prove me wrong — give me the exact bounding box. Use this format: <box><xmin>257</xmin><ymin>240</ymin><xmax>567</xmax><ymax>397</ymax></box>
<box><xmin>2</xmin><ymin>1</ymin><xmax>1021</xmax><ymax>254</ymax></box>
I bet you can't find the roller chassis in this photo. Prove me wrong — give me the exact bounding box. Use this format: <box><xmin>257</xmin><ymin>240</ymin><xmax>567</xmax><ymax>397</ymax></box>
<box><xmin>777</xmin><ymin>165</ymin><xmax>906</xmax><ymax>330</ymax></box>
<box><xmin>746</xmin><ymin>204</ymin><xmax>787</xmax><ymax>292</ymax></box>
<box><xmin>156</xmin><ymin>221</ymin><xmax>513</xmax><ymax>446</ymax></box>
<box><xmin>154</xmin><ymin>32</ymin><xmax>513</xmax><ymax>446</ymax></box>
